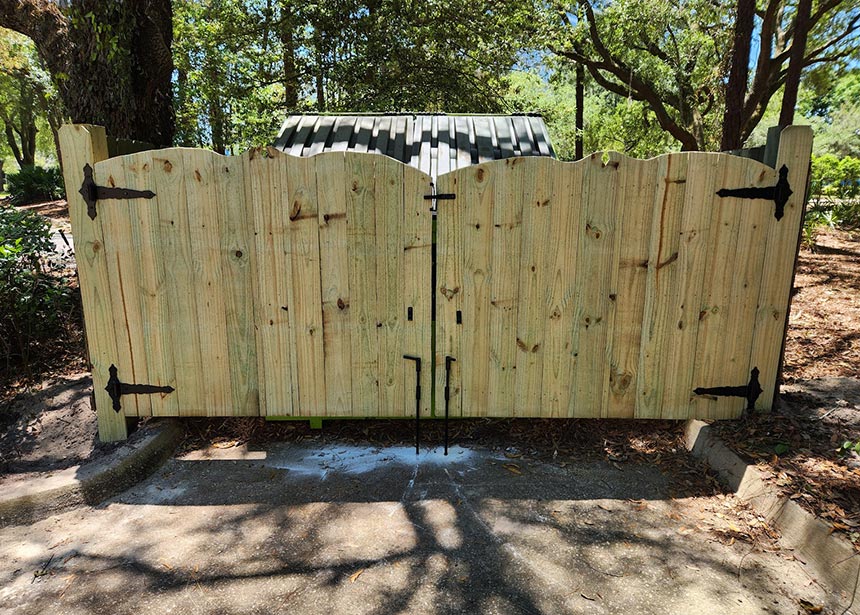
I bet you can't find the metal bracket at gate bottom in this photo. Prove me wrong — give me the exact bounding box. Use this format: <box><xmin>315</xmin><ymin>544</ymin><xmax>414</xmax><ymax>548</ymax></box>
<box><xmin>105</xmin><ymin>364</ymin><xmax>174</xmax><ymax>413</ymax></box>
<box><xmin>693</xmin><ymin>367</ymin><xmax>763</xmax><ymax>410</ymax></box>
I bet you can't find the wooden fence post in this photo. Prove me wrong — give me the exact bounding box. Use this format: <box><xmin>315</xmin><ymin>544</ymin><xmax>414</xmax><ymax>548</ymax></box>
<box><xmin>749</xmin><ymin>125</ymin><xmax>814</xmax><ymax>411</ymax></box>
<box><xmin>59</xmin><ymin>124</ymin><xmax>128</xmax><ymax>442</ymax></box>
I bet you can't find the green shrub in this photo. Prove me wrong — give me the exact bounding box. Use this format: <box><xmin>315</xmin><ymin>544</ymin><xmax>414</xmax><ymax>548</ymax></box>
<box><xmin>6</xmin><ymin>165</ymin><xmax>65</xmax><ymax>206</ymax></box>
<box><xmin>0</xmin><ymin>203</ymin><xmax>76</xmax><ymax>373</ymax></box>
<box><xmin>804</xmin><ymin>154</ymin><xmax>860</xmax><ymax>243</ymax></box>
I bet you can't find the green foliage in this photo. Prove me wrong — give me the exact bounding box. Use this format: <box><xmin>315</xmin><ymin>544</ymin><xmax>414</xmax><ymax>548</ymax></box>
<box><xmin>0</xmin><ymin>203</ymin><xmax>74</xmax><ymax>371</ymax></box>
<box><xmin>173</xmin><ymin>0</ymin><xmax>536</xmax><ymax>151</ymax></box>
<box><xmin>0</xmin><ymin>28</ymin><xmax>62</xmax><ymax>167</ymax></box>
<box><xmin>505</xmin><ymin>67</ymin><xmax>678</xmax><ymax>160</ymax></box>
<box><xmin>6</xmin><ymin>165</ymin><xmax>64</xmax><ymax>206</ymax></box>
<box><xmin>802</xmin><ymin>153</ymin><xmax>860</xmax><ymax>246</ymax></box>
<box><xmin>838</xmin><ymin>440</ymin><xmax>860</xmax><ymax>455</ymax></box>
<box><xmin>808</xmin><ymin>154</ymin><xmax>860</xmax><ymax>227</ymax></box>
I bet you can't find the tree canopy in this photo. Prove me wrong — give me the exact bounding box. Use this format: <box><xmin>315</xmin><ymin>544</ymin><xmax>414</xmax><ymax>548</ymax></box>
<box><xmin>0</xmin><ymin>0</ymin><xmax>857</xmax><ymax>157</ymax></box>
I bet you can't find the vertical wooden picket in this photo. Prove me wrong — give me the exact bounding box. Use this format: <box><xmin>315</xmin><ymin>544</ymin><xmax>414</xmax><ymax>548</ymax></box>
<box><xmin>749</xmin><ymin>126</ymin><xmax>814</xmax><ymax>410</ymax></box>
<box><xmin>58</xmin><ymin>125</ymin><xmax>127</xmax><ymax>442</ymax></box>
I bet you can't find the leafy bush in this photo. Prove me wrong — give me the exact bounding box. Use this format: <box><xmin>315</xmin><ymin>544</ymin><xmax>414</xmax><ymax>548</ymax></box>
<box><xmin>6</xmin><ymin>165</ymin><xmax>65</xmax><ymax>206</ymax></box>
<box><xmin>0</xmin><ymin>203</ymin><xmax>76</xmax><ymax>374</ymax></box>
<box><xmin>803</xmin><ymin>154</ymin><xmax>860</xmax><ymax>245</ymax></box>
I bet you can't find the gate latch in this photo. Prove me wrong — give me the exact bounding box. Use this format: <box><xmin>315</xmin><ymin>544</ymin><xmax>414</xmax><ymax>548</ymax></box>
<box><xmin>693</xmin><ymin>367</ymin><xmax>763</xmax><ymax>410</ymax></box>
<box><xmin>80</xmin><ymin>163</ymin><xmax>156</xmax><ymax>220</ymax></box>
<box><xmin>105</xmin><ymin>364</ymin><xmax>175</xmax><ymax>413</ymax></box>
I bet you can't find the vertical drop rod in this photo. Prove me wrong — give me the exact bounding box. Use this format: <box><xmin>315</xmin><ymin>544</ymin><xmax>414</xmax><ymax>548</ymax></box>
<box><xmin>403</xmin><ymin>355</ymin><xmax>422</xmax><ymax>455</ymax></box>
<box><xmin>444</xmin><ymin>356</ymin><xmax>456</xmax><ymax>456</ymax></box>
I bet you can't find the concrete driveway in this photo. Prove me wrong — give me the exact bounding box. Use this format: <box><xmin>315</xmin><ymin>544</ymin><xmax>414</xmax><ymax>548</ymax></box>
<box><xmin>0</xmin><ymin>440</ymin><xmax>841</xmax><ymax>614</ymax></box>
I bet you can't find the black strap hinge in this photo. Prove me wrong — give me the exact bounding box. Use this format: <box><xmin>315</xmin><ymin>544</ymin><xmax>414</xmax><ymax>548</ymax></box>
<box><xmin>693</xmin><ymin>367</ymin><xmax>763</xmax><ymax>410</ymax></box>
<box><xmin>424</xmin><ymin>193</ymin><xmax>456</xmax><ymax>201</ymax></box>
<box><xmin>80</xmin><ymin>163</ymin><xmax>156</xmax><ymax>220</ymax></box>
<box><xmin>105</xmin><ymin>364</ymin><xmax>175</xmax><ymax>413</ymax></box>
<box><xmin>716</xmin><ymin>165</ymin><xmax>792</xmax><ymax>221</ymax></box>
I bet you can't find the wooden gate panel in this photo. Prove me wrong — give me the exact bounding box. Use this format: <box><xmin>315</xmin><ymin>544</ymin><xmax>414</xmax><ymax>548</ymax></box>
<box><xmin>250</xmin><ymin>150</ymin><xmax>432</xmax><ymax>418</ymax></box>
<box><xmin>436</xmin><ymin>170</ymin><xmax>464</xmax><ymax>418</ymax></box>
<box><xmin>345</xmin><ymin>153</ymin><xmax>381</xmax><ymax>416</ymax></box>
<box><xmin>438</xmin><ymin>126</ymin><xmax>812</xmax><ymax>420</ymax></box>
<box><xmin>690</xmin><ymin>155</ymin><xmax>770</xmax><ymax>419</ymax></box>
<box><xmin>486</xmin><ymin>159</ymin><xmax>526</xmax><ymax>417</ymax></box>
<box><xmin>60</xmin><ymin>125</ymin><xmax>126</xmax><ymax>440</ymax></box>
<box><xmin>285</xmin><ymin>156</ymin><xmax>326</xmax><ymax>417</ymax></box>
<box><xmin>90</xmin><ymin>149</ymin><xmax>244</xmax><ymax>417</ymax></box>
<box><xmin>63</xmin><ymin>123</ymin><xmax>810</xmax><ymax>436</ymax></box>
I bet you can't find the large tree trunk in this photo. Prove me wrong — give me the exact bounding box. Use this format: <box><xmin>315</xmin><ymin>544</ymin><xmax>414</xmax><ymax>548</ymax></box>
<box><xmin>779</xmin><ymin>0</ymin><xmax>812</xmax><ymax>127</ymax></box>
<box><xmin>721</xmin><ymin>0</ymin><xmax>755</xmax><ymax>151</ymax></box>
<box><xmin>0</xmin><ymin>0</ymin><xmax>175</xmax><ymax>147</ymax></box>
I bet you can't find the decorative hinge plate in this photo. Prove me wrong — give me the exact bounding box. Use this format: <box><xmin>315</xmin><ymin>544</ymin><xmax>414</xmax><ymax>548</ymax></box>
<box><xmin>105</xmin><ymin>364</ymin><xmax>175</xmax><ymax>413</ymax></box>
<box><xmin>693</xmin><ymin>367</ymin><xmax>763</xmax><ymax>410</ymax></box>
<box><xmin>716</xmin><ymin>165</ymin><xmax>792</xmax><ymax>221</ymax></box>
<box><xmin>79</xmin><ymin>163</ymin><xmax>156</xmax><ymax>220</ymax></box>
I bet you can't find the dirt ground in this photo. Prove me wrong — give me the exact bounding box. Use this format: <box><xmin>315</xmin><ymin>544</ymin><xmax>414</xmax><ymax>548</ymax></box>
<box><xmin>0</xmin><ymin>438</ymin><xmax>849</xmax><ymax>615</ymax></box>
<box><xmin>713</xmin><ymin>229</ymin><xmax>860</xmax><ymax>549</ymax></box>
<box><xmin>784</xmin><ymin>229</ymin><xmax>860</xmax><ymax>382</ymax></box>
<box><xmin>0</xmin><ymin>204</ymin><xmax>858</xmax><ymax>605</ymax></box>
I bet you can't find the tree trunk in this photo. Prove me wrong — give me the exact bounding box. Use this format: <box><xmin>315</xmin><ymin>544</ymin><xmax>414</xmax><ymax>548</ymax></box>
<box><xmin>779</xmin><ymin>0</ymin><xmax>812</xmax><ymax>127</ymax></box>
<box><xmin>4</xmin><ymin>121</ymin><xmax>23</xmax><ymax>167</ymax></box>
<box><xmin>575</xmin><ymin>63</ymin><xmax>584</xmax><ymax>160</ymax></box>
<box><xmin>721</xmin><ymin>0</ymin><xmax>755</xmax><ymax>151</ymax></box>
<box><xmin>0</xmin><ymin>0</ymin><xmax>175</xmax><ymax>147</ymax></box>
<box><xmin>279</xmin><ymin>1</ymin><xmax>299</xmax><ymax>110</ymax></box>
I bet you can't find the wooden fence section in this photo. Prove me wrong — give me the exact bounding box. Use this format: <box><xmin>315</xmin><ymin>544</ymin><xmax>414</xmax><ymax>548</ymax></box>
<box><xmin>436</xmin><ymin>127</ymin><xmax>813</xmax><ymax>420</ymax></box>
<box><xmin>60</xmin><ymin>126</ymin><xmax>432</xmax><ymax>441</ymax></box>
<box><xmin>61</xmin><ymin>124</ymin><xmax>811</xmax><ymax>441</ymax></box>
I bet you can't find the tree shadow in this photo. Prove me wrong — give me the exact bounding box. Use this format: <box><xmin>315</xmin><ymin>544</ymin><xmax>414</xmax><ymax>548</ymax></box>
<box><xmin>6</xmin><ymin>447</ymin><xmax>786</xmax><ymax>615</ymax></box>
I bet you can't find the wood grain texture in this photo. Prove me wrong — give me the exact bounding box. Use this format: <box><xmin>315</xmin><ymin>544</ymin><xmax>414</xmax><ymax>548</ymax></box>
<box><xmin>488</xmin><ymin>158</ymin><xmax>526</xmax><ymax>417</ymax></box>
<box><xmin>603</xmin><ymin>156</ymin><xmax>654</xmax><ymax>418</ymax></box>
<box><xmin>540</xmin><ymin>158</ymin><xmax>582</xmax><ymax>418</ymax></box>
<box><xmin>571</xmin><ymin>154</ymin><xmax>619</xmax><ymax>418</ymax></box>
<box><xmin>749</xmin><ymin>126</ymin><xmax>814</xmax><ymax>410</ymax></box>
<box><xmin>636</xmin><ymin>154</ymin><xmax>689</xmax><ymax>418</ymax></box>
<box><xmin>316</xmin><ymin>154</ymin><xmax>354</xmax><ymax>414</ymax></box>
<box><xmin>435</xmin><ymin>169</ymin><xmax>464</xmax><ymax>418</ymax></box>
<box><xmin>248</xmin><ymin>148</ymin><xmax>295</xmax><ymax>416</ymax></box>
<box><xmin>64</xmin><ymin>123</ymin><xmax>810</xmax><ymax>430</ymax></box>
<box><xmin>59</xmin><ymin>125</ymin><xmax>127</xmax><ymax>441</ymax></box>
<box><xmin>437</xmin><ymin>148</ymin><xmax>803</xmax><ymax>421</ymax></box>
<box><xmin>214</xmin><ymin>156</ymin><xmax>259</xmax><ymax>416</ymax></box>
<box><xmin>94</xmin><ymin>154</ymin><xmax>148</xmax><ymax>417</ymax></box>
<box><xmin>402</xmin><ymin>164</ymin><xmax>433</xmax><ymax>417</ymax></box>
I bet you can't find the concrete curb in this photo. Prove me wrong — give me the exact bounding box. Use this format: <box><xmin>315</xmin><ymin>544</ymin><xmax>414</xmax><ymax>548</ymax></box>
<box><xmin>0</xmin><ymin>419</ymin><xmax>183</xmax><ymax>528</ymax></box>
<box><xmin>685</xmin><ymin>419</ymin><xmax>859</xmax><ymax>603</ymax></box>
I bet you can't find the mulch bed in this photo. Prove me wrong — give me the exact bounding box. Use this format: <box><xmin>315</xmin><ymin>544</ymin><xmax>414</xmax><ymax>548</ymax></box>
<box><xmin>713</xmin><ymin>228</ymin><xmax>860</xmax><ymax>550</ymax></box>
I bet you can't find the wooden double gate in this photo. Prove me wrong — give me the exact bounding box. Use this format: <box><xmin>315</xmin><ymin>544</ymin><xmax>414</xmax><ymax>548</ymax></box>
<box><xmin>60</xmin><ymin>125</ymin><xmax>812</xmax><ymax>442</ymax></box>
